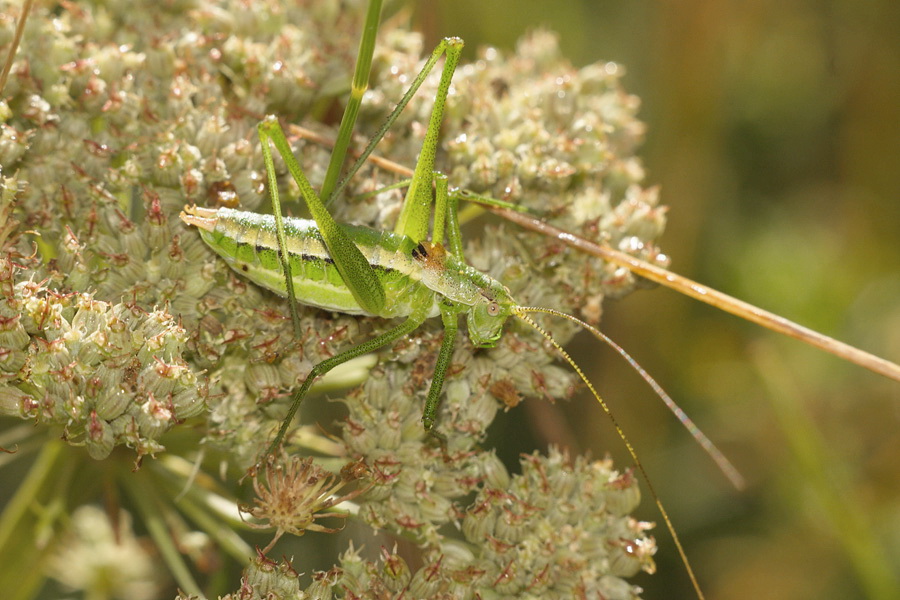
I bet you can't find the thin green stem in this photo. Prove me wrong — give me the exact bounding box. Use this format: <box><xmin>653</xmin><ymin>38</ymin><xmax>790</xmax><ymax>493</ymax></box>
<box><xmin>320</xmin><ymin>0</ymin><xmax>384</xmax><ymax>204</ymax></box>
<box><xmin>148</xmin><ymin>461</ymin><xmax>254</xmax><ymax>564</ymax></box>
<box><xmin>352</xmin><ymin>178</ymin><xmax>413</xmax><ymax>202</ymax></box>
<box><xmin>454</xmin><ymin>189</ymin><xmax>533</xmax><ymax>213</ymax></box>
<box><xmin>122</xmin><ymin>473</ymin><xmax>203</xmax><ymax>597</ymax></box>
<box><xmin>0</xmin><ymin>440</ymin><xmax>68</xmax><ymax>600</ymax></box>
<box><xmin>0</xmin><ymin>0</ymin><xmax>34</xmax><ymax>94</ymax></box>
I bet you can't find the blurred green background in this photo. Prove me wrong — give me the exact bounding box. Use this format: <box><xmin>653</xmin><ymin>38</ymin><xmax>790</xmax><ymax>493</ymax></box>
<box><xmin>417</xmin><ymin>0</ymin><xmax>900</xmax><ymax>598</ymax></box>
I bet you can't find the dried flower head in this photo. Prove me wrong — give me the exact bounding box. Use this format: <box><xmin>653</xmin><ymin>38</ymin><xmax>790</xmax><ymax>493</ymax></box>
<box><xmin>241</xmin><ymin>454</ymin><xmax>369</xmax><ymax>554</ymax></box>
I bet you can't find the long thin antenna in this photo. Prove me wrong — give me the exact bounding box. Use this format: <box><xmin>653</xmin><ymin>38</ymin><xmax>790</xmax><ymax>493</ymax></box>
<box><xmin>291</xmin><ymin>123</ymin><xmax>900</xmax><ymax>383</ymax></box>
<box><xmin>514</xmin><ymin>308</ymin><xmax>706</xmax><ymax>600</ymax></box>
<box><xmin>0</xmin><ymin>0</ymin><xmax>35</xmax><ymax>95</ymax></box>
<box><xmin>516</xmin><ymin>305</ymin><xmax>745</xmax><ymax>490</ymax></box>
<box><xmin>496</xmin><ymin>207</ymin><xmax>900</xmax><ymax>383</ymax></box>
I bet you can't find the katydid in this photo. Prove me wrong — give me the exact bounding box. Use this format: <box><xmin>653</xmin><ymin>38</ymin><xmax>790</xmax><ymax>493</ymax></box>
<box><xmin>179</xmin><ymin>23</ymin><xmax>738</xmax><ymax>595</ymax></box>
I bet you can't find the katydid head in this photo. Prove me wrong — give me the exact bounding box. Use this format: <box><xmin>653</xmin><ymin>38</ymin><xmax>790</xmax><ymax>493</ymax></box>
<box><xmin>465</xmin><ymin>284</ymin><xmax>515</xmax><ymax>348</ymax></box>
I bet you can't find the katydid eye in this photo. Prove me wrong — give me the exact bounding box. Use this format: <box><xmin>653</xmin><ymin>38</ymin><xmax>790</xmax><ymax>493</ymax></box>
<box><xmin>487</xmin><ymin>302</ymin><xmax>500</xmax><ymax>316</ymax></box>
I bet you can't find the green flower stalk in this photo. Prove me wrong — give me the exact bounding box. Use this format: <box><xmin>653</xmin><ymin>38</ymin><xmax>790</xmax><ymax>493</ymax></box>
<box><xmin>0</xmin><ymin>1</ymin><xmax>668</xmax><ymax>598</ymax></box>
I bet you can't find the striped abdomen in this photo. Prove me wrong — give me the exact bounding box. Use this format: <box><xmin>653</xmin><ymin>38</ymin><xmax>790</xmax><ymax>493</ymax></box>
<box><xmin>196</xmin><ymin>208</ymin><xmax>440</xmax><ymax>319</ymax></box>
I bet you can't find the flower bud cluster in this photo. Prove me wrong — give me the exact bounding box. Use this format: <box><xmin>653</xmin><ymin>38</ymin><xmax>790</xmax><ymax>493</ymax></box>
<box><xmin>176</xmin><ymin>552</ymin><xmax>305</xmax><ymax>600</ymax></box>
<box><xmin>0</xmin><ymin>271</ymin><xmax>206</xmax><ymax>458</ymax></box>
<box><xmin>459</xmin><ymin>449</ymin><xmax>656</xmax><ymax>598</ymax></box>
<box><xmin>237</xmin><ymin>553</ymin><xmax>305</xmax><ymax>600</ymax></box>
<box><xmin>340</xmin><ymin>362</ymin><xmax>492</xmax><ymax>545</ymax></box>
<box><xmin>0</xmin><ymin>0</ymin><xmax>372</xmax><ymax>465</ymax></box>
<box><xmin>307</xmin><ymin>450</ymin><xmax>653</xmax><ymax>599</ymax></box>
